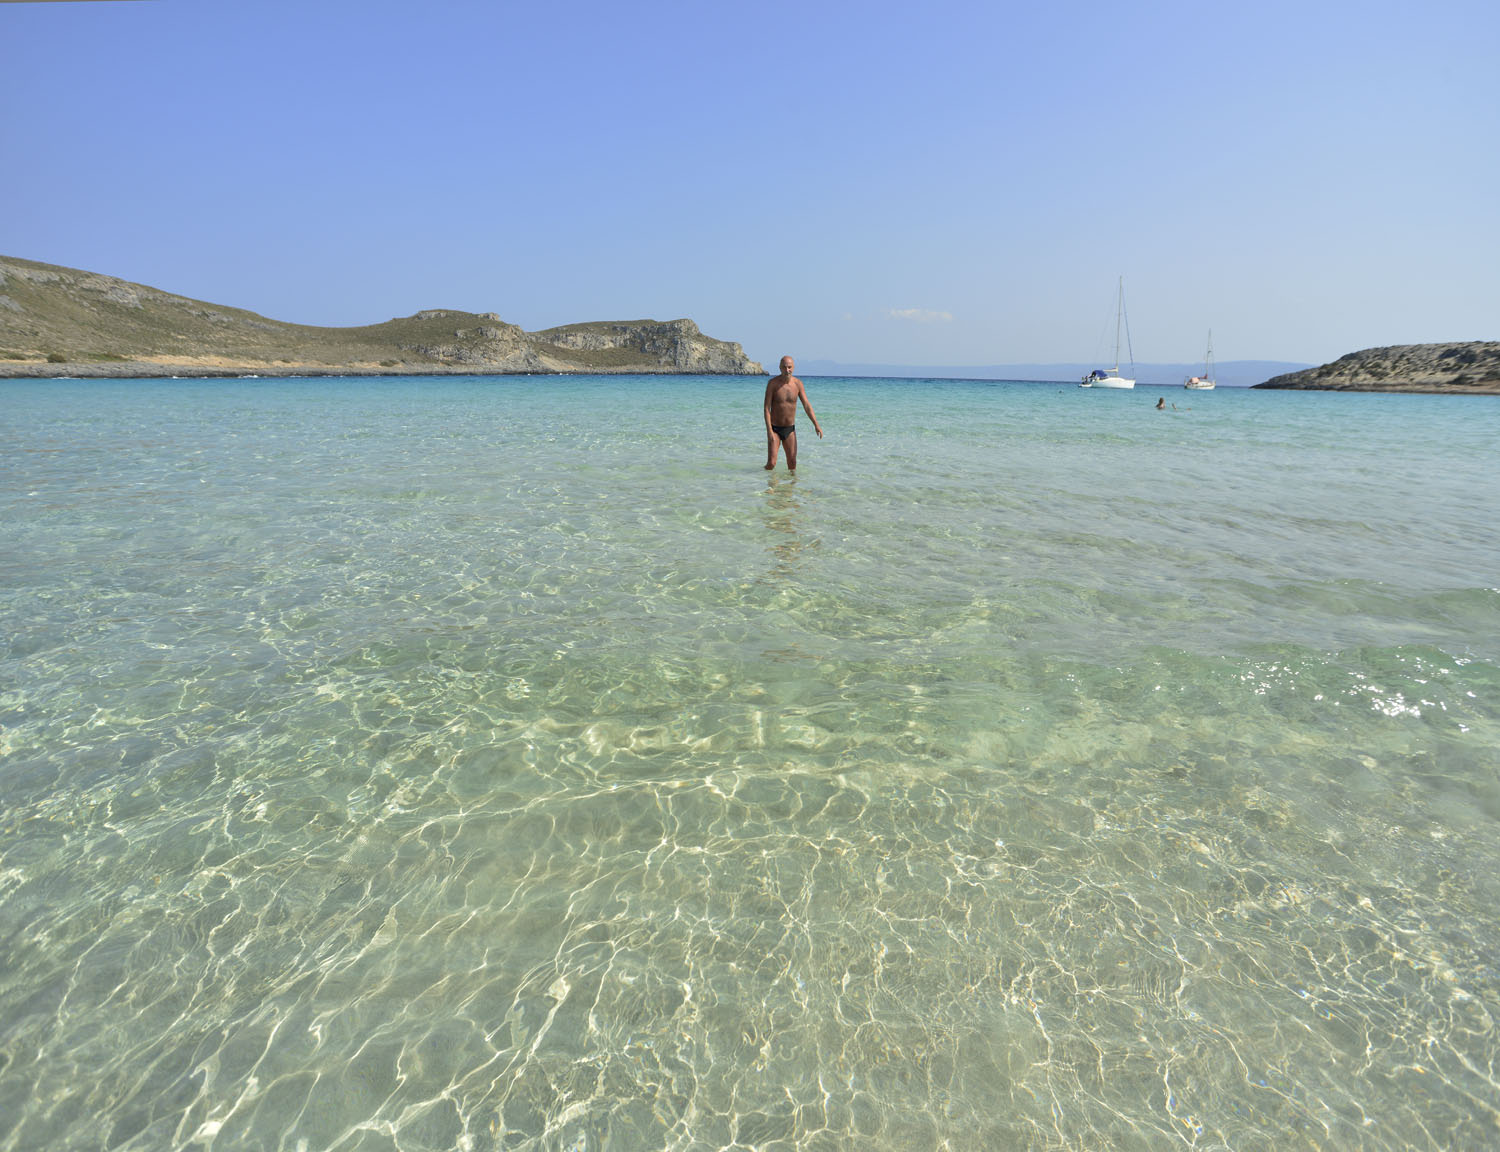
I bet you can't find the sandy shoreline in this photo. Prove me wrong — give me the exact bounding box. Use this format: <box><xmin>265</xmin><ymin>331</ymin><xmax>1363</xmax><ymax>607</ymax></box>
<box><xmin>0</xmin><ymin>360</ymin><xmax>758</xmax><ymax>379</ymax></box>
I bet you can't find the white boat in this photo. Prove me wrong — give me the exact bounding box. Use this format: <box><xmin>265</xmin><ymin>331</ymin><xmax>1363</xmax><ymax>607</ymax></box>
<box><xmin>1184</xmin><ymin>331</ymin><xmax>1217</xmax><ymax>390</ymax></box>
<box><xmin>1080</xmin><ymin>277</ymin><xmax>1135</xmax><ymax>388</ymax></box>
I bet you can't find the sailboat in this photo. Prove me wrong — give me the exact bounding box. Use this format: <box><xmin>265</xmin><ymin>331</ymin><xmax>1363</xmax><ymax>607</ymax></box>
<box><xmin>1184</xmin><ymin>331</ymin><xmax>1217</xmax><ymax>389</ymax></box>
<box><xmin>1079</xmin><ymin>277</ymin><xmax>1136</xmax><ymax>388</ymax></box>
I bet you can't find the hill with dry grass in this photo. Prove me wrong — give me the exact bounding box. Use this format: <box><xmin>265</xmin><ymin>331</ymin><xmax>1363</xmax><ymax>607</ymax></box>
<box><xmin>0</xmin><ymin>256</ymin><xmax>763</xmax><ymax>377</ymax></box>
<box><xmin>1254</xmin><ymin>343</ymin><xmax>1500</xmax><ymax>394</ymax></box>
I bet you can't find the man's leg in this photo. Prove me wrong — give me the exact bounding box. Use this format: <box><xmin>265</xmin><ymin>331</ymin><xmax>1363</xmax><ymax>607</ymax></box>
<box><xmin>785</xmin><ymin>430</ymin><xmax>798</xmax><ymax>470</ymax></box>
<box><xmin>765</xmin><ymin>432</ymin><xmax>779</xmax><ymax>470</ymax></box>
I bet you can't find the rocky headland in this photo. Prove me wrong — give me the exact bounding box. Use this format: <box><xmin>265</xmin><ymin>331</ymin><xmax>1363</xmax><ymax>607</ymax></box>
<box><xmin>1254</xmin><ymin>343</ymin><xmax>1500</xmax><ymax>394</ymax></box>
<box><xmin>0</xmin><ymin>256</ymin><xmax>763</xmax><ymax>377</ymax></box>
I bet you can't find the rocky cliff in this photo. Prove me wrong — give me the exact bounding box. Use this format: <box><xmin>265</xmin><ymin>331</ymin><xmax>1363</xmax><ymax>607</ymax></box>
<box><xmin>1254</xmin><ymin>342</ymin><xmax>1500</xmax><ymax>394</ymax></box>
<box><xmin>0</xmin><ymin>256</ymin><xmax>763</xmax><ymax>377</ymax></box>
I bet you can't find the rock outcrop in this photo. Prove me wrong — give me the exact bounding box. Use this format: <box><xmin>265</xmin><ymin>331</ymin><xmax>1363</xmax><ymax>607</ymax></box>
<box><xmin>531</xmin><ymin>319</ymin><xmax>760</xmax><ymax>374</ymax></box>
<box><xmin>1254</xmin><ymin>343</ymin><xmax>1500</xmax><ymax>394</ymax></box>
<box><xmin>0</xmin><ymin>256</ymin><xmax>764</xmax><ymax>377</ymax></box>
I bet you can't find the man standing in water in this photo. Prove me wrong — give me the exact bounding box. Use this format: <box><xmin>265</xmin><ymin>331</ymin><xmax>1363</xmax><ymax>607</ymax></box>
<box><xmin>763</xmin><ymin>356</ymin><xmax>823</xmax><ymax>470</ymax></box>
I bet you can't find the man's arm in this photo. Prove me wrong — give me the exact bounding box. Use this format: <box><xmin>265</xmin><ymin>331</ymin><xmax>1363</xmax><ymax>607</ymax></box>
<box><xmin>763</xmin><ymin>381</ymin><xmax>776</xmax><ymax>434</ymax></box>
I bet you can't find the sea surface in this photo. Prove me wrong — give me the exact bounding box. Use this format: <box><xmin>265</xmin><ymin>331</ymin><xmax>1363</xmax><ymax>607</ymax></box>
<box><xmin>1</xmin><ymin>374</ymin><xmax>1498</xmax><ymax>1151</ymax></box>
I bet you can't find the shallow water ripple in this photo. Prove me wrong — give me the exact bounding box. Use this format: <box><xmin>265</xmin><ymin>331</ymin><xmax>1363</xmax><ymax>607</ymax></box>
<box><xmin>2</xmin><ymin>377</ymin><xmax>1499</xmax><ymax>1150</ymax></box>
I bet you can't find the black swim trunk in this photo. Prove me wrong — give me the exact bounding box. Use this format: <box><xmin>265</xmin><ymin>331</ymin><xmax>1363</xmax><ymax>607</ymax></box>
<box><xmin>772</xmin><ymin>424</ymin><xmax>795</xmax><ymax>441</ymax></box>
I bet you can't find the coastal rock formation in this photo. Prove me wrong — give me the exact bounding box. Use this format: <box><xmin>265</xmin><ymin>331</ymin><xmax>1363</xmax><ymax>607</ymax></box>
<box><xmin>1254</xmin><ymin>342</ymin><xmax>1500</xmax><ymax>394</ymax></box>
<box><xmin>532</xmin><ymin>319</ymin><xmax>760</xmax><ymax>374</ymax></box>
<box><xmin>0</xmin><ymin>256</ymin><xmax>763</xmax><ymax>377</ymax></box>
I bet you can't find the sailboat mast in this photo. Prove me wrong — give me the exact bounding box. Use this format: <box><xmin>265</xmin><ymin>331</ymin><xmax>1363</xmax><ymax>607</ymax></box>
<box><xmin>1114</xmin><ymin>276</ymin><xmax>1124</xmax><ymax>372</ymax></box>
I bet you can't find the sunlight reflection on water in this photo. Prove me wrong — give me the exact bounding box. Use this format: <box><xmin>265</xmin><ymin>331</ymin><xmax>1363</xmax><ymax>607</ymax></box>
<box><xmin>1</xmin><ymin>376</ymin><xmax>1498</xmax><ymax>1150</ymax></box>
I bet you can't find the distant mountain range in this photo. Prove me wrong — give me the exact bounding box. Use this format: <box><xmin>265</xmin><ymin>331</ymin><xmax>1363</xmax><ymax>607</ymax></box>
<box><xmin>0</xmin><ymin>256</ymin><xmax>763</xmax><ymax>377</ymax></box>
<box><xmin>798</xmin><ymin>359</ymin><xmax>1313</xmax><ymax>389</ymax></box>
<box><xmin>801</xmin><ymin>344</ymin><xmax>1500</xmax><ymax>393</ymax></box>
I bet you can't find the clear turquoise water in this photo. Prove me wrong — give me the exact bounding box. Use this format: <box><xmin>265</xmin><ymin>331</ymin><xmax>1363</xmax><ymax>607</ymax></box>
<box><xmin>1</xmin><ymin>375</ymin><xmax>1498</xmax><ymax>1151</ymax></box>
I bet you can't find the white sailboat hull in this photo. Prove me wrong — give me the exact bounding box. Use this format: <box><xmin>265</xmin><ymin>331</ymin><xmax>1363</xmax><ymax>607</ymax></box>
<box><xmin>1086</xmin><ymin>375</ymin><xmax>1135</xmax><ymax>389</ymax></box>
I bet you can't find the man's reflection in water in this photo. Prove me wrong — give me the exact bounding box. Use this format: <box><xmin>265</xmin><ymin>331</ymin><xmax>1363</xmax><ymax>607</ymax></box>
<box><xmin>762</xmin><ymin>472</ymin><xmax>817</xmax><ymax>578</ymax></box>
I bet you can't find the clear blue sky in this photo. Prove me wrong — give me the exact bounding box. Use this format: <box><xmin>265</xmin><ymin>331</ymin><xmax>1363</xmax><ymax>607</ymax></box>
<box><xmin>4</xmin><ymin>0</ymin><xmax>1496</xmax><ymax>370</ymax></box>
